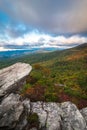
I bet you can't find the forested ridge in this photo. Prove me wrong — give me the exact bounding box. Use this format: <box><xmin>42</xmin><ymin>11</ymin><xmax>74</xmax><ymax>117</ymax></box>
<box><xmin>0</xmin><ymin>43</ymin><xmax>87</xmax><ymax>108</ymax></box>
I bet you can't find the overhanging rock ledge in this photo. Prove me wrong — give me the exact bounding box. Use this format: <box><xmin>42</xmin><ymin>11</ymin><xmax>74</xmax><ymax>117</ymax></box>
<box><xmin>0</xmin><ymin>62</ymin><xmax>32</xmax><ymax>97</ymax></box>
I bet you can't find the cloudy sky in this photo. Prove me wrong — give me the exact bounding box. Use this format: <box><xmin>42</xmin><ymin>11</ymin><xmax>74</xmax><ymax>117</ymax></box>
<box><xmin>0</xmin><ymin>0</ymin><xmax>87</xmax><ymax>51</ymax></box>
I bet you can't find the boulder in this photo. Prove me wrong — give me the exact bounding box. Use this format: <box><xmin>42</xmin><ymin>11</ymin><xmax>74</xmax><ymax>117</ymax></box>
<box><xmin>32</xmin><ymin>102</ymin><xmax>63</xmax><ymax>130</ymax></box>
<box><xmin>32</xmin><ymin>101</ymin><xmax>87</xmax><ymax>130</ymax></box>
<box><xmin>0</xmin><ymin>97</ymin><xmax>87</xmax><ymax>130</ymax></box>
<box><xmin>80</xmin><ymin>107</ymin><xmax>87</xmax><ymax>129</ymax></box>
<box><xmin>43</xmin><ymin>102</ymin><xmax>62</xmax><ymax>130</ymax></box>
<box><xmin>0</xmin><ymin>62</ymin><xmax>32</xmax><ymax>97</ymax></box>
<box><xmin>61</xmin><ymin>101</ymin><xmax>86</xmax><ymax>130</ymax></box>
<box><xmin>32</xmin><ymin>102</ymin><xmax>47</xmax><ymax>128</ymax></box>
<box><xmin>0</xmin><ymin>93</ymin><xmax>23</xmax><ymax>129</ymax></box>
<box><xmin>15</xmin><ymin>99</ymin><xmax>31</xmax><ymax>130</ymax></box>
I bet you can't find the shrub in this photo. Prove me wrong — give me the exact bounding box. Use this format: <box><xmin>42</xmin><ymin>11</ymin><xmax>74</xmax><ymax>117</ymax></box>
<box><xmin>24</xmin><ymin>84</ymin><xmax>45</xmax><ymax>101</ymax></box>
<box><xmin>45</xmin><ymin>92</ymin><xmax>57</xmax><ymax>102</ymax></box>
<box><xmin>21</xmin><ymin>83</ymin><xmax>31</xmax><ymax>94</ymax></box>
<box><xmin>27</xmin><ymin>113</ymin><xmax>39</xmax><ymax>128</ymax></box>
<box><xmin>26</xmin><ymin>75</ymin><xmax>38</xmax><ymax>84</ymax></box>
<box><xmin>77</xmin><ymin>75</ymin><xmax>87</xmax><ymax>91</ymax></box>
<box><xmin>33</xmin><ymin>64</ymin><xmax>42</xmax><ymax>70</ymax></box>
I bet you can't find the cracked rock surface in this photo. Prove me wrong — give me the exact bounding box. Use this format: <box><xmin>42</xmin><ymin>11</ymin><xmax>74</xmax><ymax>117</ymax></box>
<box><xmin>0</xmin><ymin>93</ymin><xmax>23</xmax><ymax>129</ymax></box>
<box><xmin>61</xmin><ymin>102</ymin><xmax>86</xmax><ymax>130</ymax></box>
<box><xmin>0</xmin><ymin>94</ymin><xmax>87</xmax><ymax>130</ymax></box>
<box><xmin>80</xmin><ymin>107</ymin><xmax>87</xmax><ymax>129</ymax></box>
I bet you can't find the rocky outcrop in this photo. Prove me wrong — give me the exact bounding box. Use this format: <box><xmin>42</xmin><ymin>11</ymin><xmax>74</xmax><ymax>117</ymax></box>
<box><xmin>61</xmin><ymin>102</ymin><xmax>86</xmax><ymax>130</ymax></box>
<box><xmin>0</xmin><ymin>94</ymin><xmax>87</xmax><ymax>130</ymax></box>
<box><xmin>0</xmin><ymin>62</ymin><xmax>32</xmax><ymax>97</ymax></box>
<box><xmin>32</xmin><ymin>102</ymin><xmax>63</xmax><ymax>130</ymax></box>
<box><xmin>80</xmin><ymin>107</ymin><xmax>87</xmax><ymax>129</ymax></box>
<box><xmin>0</xmin><ymin>93</ymin><xmax>23</xmax><ymax>129</ymax></box>
<box><xmin>31</xmin><ymin>102</ymin><xmax>87</xmax><ymax>130</ymax></box>
<box><xmin>0</xmin><ymin>63</ymin><xmax>87</xmax><ymax>130</ymax></box>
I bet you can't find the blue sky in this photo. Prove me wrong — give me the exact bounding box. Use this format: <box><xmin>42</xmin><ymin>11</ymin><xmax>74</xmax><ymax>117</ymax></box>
<box><xmin>0</xmin><ymin>0</ymin><xmax>87</xmax><ymax>51</ymax></box>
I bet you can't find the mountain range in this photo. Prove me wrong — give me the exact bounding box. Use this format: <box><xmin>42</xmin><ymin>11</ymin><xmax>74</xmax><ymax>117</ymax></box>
<box><xmin>0</xmin><ymin>47</ymin><xmax>61</xmax><ymax>59</ymax></box>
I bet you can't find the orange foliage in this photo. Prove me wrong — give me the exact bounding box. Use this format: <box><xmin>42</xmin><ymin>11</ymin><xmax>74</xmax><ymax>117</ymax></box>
<box><xmin>24</xmin><ymin>84</ymin><xmax>45</xmax><ymax>101</ymax></box>
<box><xmin>67</xmin><ymin>53</ymin><xmax>87</xmax><ymax>61</ymax></box>
<box><xmin>33</xmin><ymin>64</ymin><xmax>42</xmax><ymax>70</ymax></box>
<box><xmin>42</xmin><ymin>68</ymin><xmax>50</xmax><ymax>76</ymax></box>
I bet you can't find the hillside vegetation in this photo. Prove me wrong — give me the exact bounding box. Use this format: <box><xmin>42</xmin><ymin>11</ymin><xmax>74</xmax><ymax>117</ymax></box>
<box><xmin>0</xmin><ymin>43</ymin><xmax>87</xmax><ymax>108</ymax></box>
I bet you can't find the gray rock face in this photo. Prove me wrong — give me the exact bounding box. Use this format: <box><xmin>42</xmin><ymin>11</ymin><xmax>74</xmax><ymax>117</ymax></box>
<box><xmin>0</xmin><ymin>93</ymin><xmax>23</xmax><ymax>129</ymax></box>
<box><xmin>61</xmin><ymin>102</ymin><xmax>86</xmax><ymax>130</ymax></box>
<box><xmin>0</xmin><ymin>62</ymin><xmax>32</xmax><ymax>97</ymax></box>
<box><xmin>0</xmin><ymin>96</ymin><xmax>87</xmax><ymax>130</ymax></box>
<box><xmin>32</xmin><ymin>102</ymin><xmax>47</xmax><ymax>128</ymax></box>
<box><xmin>42</xmin><ymin>103</ymin><xmax>62</xmax><ymax>130</ymax></box>
<box><xmin>32</xmin><ymin>102</ymin><xmax>87</xmax><ymax>130</ymax></box>
<box><xmin>81</xmin><ymin>107</ymin><xmax>87</xmax><ymax>129</ymax></box>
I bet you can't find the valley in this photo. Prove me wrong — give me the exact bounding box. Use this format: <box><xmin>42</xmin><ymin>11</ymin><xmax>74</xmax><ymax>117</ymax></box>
<box><xmin>0</xmin><ymin>43</ymin><xmax>87</xmax><ymax>108</ymax></box>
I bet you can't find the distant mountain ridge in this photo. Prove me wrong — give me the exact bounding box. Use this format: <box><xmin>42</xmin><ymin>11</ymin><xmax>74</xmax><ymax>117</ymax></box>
<box><xmin>0</xmin><ymin>47</ymin><xmax>61</xmax><ymax>59</ymax></box>
<box><xmin>75</xmin><ymin>43</ymin><xmax>87</xmax><ymax>49</ymax></box>
<box><xmin>0</xmin><ymin>43</ymin><xmax>87</xmax><ymax>69</ymax></box>
<box><xmin>1</xmin><ymin>43</ymin><xmax>86</xmax><ymax>60</ymax></box>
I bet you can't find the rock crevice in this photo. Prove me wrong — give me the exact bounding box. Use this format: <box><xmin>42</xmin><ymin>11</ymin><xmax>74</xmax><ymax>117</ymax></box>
<box><xmin>0</xmin><ymin>93</ymin><xmax>87</xmax><ymax>130</ymax></box>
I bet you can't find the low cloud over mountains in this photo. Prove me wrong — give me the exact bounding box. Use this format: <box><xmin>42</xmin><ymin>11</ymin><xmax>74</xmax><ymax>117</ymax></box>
<box><xmin>0</xmin><ymin>31</ymin><xmax>87</xmax><ymax>51</ymax></box>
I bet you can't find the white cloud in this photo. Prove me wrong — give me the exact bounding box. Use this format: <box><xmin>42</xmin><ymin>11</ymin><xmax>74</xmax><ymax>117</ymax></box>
<box><xmin>0</xmin><ymin>46</ymin><xmax>14</xmax><ymax>51</ymax></box>
<box><xmin>0</xmin><ymin>47</ymin><xmax>6</xmax><ymax>51</ymax></box>
<box><xmin>13</xmin><ymin>33</ymin><xmax>87</xmax><ymax>46</ymax></box>
<box><xmin>50</xmin><ymin>35</ymin><xmax>87</xmax><ymax>45</ymax></box>
<box><xmin>0</xmin><ymin>31</ymin><xmax>87</xmax><ymax>51</ymax></box>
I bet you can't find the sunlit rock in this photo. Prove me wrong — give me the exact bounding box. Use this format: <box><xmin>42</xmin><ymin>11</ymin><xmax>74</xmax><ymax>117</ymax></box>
<box><xmin>0</xmin><ymin>62</ymin><xmax>32</xmax><ymax>96</ymax></box>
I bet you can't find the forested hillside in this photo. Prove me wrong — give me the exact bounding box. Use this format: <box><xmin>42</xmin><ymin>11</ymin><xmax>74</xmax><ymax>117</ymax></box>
<box><xmin>0</xmin><ymin>43</ymin><xmax>87</xmax><ymax>108</ymax></box>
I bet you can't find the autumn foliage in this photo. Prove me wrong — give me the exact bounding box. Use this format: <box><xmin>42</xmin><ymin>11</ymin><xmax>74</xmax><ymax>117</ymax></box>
<box><xmin>21</xmin><ymin>63</ymin><xmax>87</xmax><ymax>109</ymax></box>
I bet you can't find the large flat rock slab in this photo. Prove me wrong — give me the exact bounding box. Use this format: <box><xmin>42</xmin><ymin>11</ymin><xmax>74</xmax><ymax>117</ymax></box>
<box><xmin>0</xmin><ymin>63</ymin><xmax>32</xmax><ymax>96</ymax></box>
